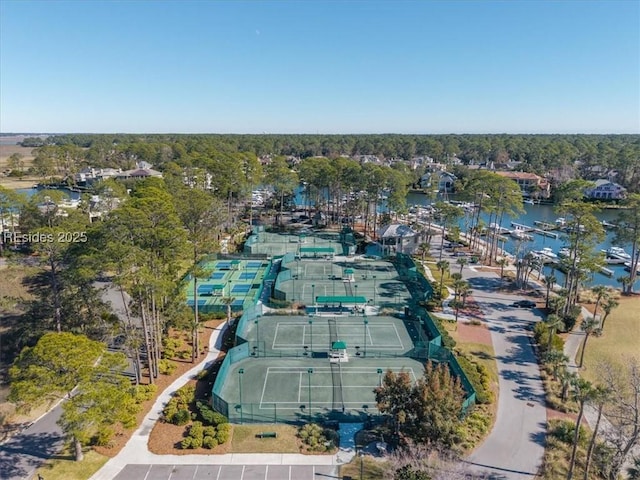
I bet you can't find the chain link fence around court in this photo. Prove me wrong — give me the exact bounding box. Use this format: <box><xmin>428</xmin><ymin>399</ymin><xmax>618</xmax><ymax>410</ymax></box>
<box><xmin>213</xmin><ymin>250</ymin><xmax>476</xmax><ymax>422</ymax></box>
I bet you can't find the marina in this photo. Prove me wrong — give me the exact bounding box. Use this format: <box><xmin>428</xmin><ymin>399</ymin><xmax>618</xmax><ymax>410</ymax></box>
<box><xmin>404</xmin><ymin>191</ymin><xmax>640</xmax><ymax>289</ymax></box>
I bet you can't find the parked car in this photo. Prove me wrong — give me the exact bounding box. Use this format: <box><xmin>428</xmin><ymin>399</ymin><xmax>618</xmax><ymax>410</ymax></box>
<box><xmin>512</xmin><ymin>300</ymin><xmax>536</xmax><ymax>308</ymax></box>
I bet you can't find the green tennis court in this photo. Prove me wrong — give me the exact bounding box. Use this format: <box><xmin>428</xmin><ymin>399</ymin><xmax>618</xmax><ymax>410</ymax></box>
<box><xmin>218</xmin><ymin>357</ymin><xmax>425</xmax><ymax>423</ymax></box>
<box><xmin>250</xmin><ymin>316</ymin><xmax>414</xmax><ymax>357</ymax></box>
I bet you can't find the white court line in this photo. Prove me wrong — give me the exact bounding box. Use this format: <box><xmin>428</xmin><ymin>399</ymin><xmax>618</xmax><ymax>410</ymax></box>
<box><xmin>259</xmin><ymin>368</ymin><xmax>271</xmax><ymax>406</ymax></box>
<box><xmin>298</xmin><ymin>372</ymin><xmax>302</xmax><ymax>403</ymax></box>
<box><xmin>392</xmin><ymin>323</ymin><xmax>404</xmax><ymax>350</ymax></box>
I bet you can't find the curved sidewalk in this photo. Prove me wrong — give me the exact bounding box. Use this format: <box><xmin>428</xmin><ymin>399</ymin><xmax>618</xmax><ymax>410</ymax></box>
<box><xmin>90</xmin><ymin>322</ymin><xmax>341</xmax><ymax>480</ymax></box>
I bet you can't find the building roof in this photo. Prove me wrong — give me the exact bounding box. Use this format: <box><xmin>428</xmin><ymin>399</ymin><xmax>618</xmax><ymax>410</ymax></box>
<box><xmin>495</xmin><ymin>171</ymin><xmax>542</xmax><ymax>181</ymax></box>
<box><xmin>378</xmin><ymin>223</ymin><xmax>418</xmax><ymax>239</ymax></box>
<box><xmin>331</xmin><ymin>341</ymin><xmax>347</xmax><ymax>350</ymax></box>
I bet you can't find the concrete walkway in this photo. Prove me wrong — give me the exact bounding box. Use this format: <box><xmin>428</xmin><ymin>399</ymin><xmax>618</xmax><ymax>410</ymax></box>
<box><xmin>90</xmin><ymin>322</ymin><xmax>343</xmax><ymax>480</ymax></box>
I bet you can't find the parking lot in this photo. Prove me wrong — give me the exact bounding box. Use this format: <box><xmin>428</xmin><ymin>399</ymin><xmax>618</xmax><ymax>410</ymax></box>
<box><xmin>113</xmin><ymin>464</ymin><xmax>339</xmax><ymax>480</ymax></box>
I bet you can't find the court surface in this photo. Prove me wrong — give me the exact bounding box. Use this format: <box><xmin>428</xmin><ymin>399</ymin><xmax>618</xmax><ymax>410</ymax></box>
<box><xmin>218</xmin><ymin>356</ymin><xmax>425</xmax><ymax>422</ymax></box>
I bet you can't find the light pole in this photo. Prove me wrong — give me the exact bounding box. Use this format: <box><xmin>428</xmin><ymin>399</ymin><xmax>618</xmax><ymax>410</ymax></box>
<box><xmin>238</xmin><ymin>368</ymin><xmax>245</xmax><ymax>424</ymax></box>
<box><xmin>377</xmin><ymin>368</ymin><xmax>383</xmax><ymax>387</ymax></box>
<box><xmin>372</xmin><ymin>275</ymin><xmax>377</xmax><ymax>305</ymax></box>
<box><xmin>254</xmin><ymin>318</ymin><xmax>260</xmax><ymax>356</ymax></box>
<box><xmin>308</xmin><ymin>318</ymin><xmax>313</xmax><ymax>354</ymax></box>
<box><xmin>356</xmin><ymin>445</ymin><xmax>364</xmax><ymax>480</ymax></box>
<box><xmin>307</xmin><ymin>368</ymin><xmax>313</xmax><ymax>422</ymax></box>
<box><xmin>363</xmin><ymin>317</ymin><xmax>368</xmax><ymax>357</ymax></box>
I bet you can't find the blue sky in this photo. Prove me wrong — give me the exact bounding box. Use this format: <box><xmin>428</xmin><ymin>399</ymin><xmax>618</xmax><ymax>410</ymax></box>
<box><xmin>1</xmin><ymin>0</ymin><xmax>638</xmax><ymax>134</ymax></box>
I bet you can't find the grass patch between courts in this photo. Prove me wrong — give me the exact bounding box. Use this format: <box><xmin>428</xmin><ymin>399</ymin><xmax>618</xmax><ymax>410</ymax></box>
<box><xmin>230</xmin><ymin>424</ymin><xmax>302</xmax><ymax>453</ymax></box>
<box><xmin>34</xmin><ymin>449</ymin><xmax>109</xmax><ymax>480</ymax></box>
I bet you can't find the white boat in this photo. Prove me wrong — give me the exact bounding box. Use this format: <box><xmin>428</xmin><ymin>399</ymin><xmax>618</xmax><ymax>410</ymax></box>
<box><xmin>534</xmin><ymin>247</ymin><xmax>558</xmax><ymax>261</ymax></box>
<box><xmin>558</xmin><ymin>247</ymin><xmax>571</xmax><ymax>258</ymax></box>
<box><xmin>605</xmin><ymin>246</ymin><xmax>631</xmax><ymax>261</ymax></box>
<box><xmin>523</xmin><ymin>198</ymin><xmax>536</xmax><ymax>205</ymax></box>
<box><xmin>623</xmin><ymin>261</ymin><xmax>640</xmax><ymax>275</ymax></box>
<box><xmin>510</xmin><ymin>230</ymin><xmax>533</xmax><ymax>241</ymax></box>
<box><xmin>555</xmin><ymin>217</ymin><xmax>566</xmax><ymax>227</ymax></box>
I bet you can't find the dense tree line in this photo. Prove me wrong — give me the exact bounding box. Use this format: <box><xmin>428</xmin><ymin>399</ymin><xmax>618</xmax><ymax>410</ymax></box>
<box><xmin>21</xmin><ymin>133</ymin><xmax>640</xmax><ymax>191</ymax></box>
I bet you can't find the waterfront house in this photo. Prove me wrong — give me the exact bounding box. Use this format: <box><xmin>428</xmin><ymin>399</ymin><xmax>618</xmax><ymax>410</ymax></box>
<box><xmin>495</xmin><ymin>171</ymin><xmax>551</xmax><ymax>199</ymax></box>
<box><xmin>584</xmin><ymin>179</ymin><xmax>626</xmax><ymax>201</ymax></box>
<box><xmin>419</xmin><ymin>171</ymin><xmax>457</xmax><ymax>193</ymax></box>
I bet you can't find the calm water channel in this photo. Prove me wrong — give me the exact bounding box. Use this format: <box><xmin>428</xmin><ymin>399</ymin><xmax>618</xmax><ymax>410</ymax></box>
<box><xmin>406</xmin><ymin>192</ymin><xmax>639</xmax><ymax>289</ymax></box>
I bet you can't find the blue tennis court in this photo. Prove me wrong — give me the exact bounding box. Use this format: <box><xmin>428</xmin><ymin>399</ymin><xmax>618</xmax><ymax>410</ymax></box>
<box><xmin>232</xmin><ymin>284</ymin><xmax>252</xmax><ymax>294</ymax></box>
<box><xmin>187</xmin><ymin>299</ymin><xmax>207</xmax><ymax>307</ymax></box>
<box><xmin>197</xmin><ymin>285</ymin><xmax>215</xmax><ymax>295</ymax></box>
<box><xmin>239</xmin><ymin>272</ymin><xmax>256</xmax><ymax>280</ymax></box>
<box><xmin>247</xmin><ymin>261</ymin><xmax>263</xmax><ymax>268</ymax></box>
<box><xmin>217</xmin><ymin>262</ymin><xmax>233</xmax><ymax>270</ymax></box>
<box><xmin>232</xmin><ymin>299</ymin><xmax>245</xmax><ymax>307</ymax></box>
<box><xmin>210</xmin><ymin>272</ymin><xmax>226</xmax><ymax>280</ymax></box>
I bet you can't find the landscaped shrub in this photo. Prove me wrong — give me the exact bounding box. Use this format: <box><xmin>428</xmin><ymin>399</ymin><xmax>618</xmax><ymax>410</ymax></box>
<box><xmin>430</xmin><ymin>315</ymin><xmax>456</xmax><ymax>349</ymax></box>
<box><xmin>158</xmin><ymin>358</ymin><xmax>177</xmax><ymax>375</ymax></box>
<box><xmin>163</xmin><ymin>385</ymin><xmax>196</xmax><ymax>424</ymax></box>
<box><xmin>203</xmin><ymin>426</ymin><xmax>216</xmax><ymax>438</ymax></box>
<box><xmin>173</xmin><ymin>408</ymin><xmax>191</xmax><ymax>426</ymax></box>
<box><xmin>133</xmin><ymin>384</ymin><xmax>157</xmax><ymax>403</ymax></box>
<box><xmin>297</xmin><ymin>423</ymin><xmax>335</xmax><ymax>452</ymax></box>
<box><xmin>190</xmin><ymin>435</ymin><xmax>203</xmax><ymax>449</ymax></box>
<box><xmin>455</xmin><ymin>353</ymin><xmax>492</xmax><ymax>404</ymax></box>
<box><xmin>202</xmin><ymin>436</ymin><xmax>218</xmax><ymax>449</ymax></box>
<box><xmin>550</xmin><ymin>419</ymin><xmax>588</xmax><ymax>447</ymax></box>
<box><xmin>181</xmin><ymin>437</ymin><xmax>192</xmax><ymax>449</ymax></box>
<box><xmin>562</xmin><ymin>306</ymin><xmax>582</xmax><ymax>332</ymax></box>
<box><xmin>162</xmin><ymin>337</ymin><xmax>181</xmax><ymax>359</ymax></box>
<box><xmin>533</xmin><ymin>323</ymin><xmax>564</xmax><ymax>353</ymax></box>
<box><xmin>216</xmin><ymin>423</ymin><xmax>232</xmax><ymax>444</ymax></box>
<box><xmin>196</xmin><ymin>401</ymin><xmax>228</xmax><ymax>425</ymax></box>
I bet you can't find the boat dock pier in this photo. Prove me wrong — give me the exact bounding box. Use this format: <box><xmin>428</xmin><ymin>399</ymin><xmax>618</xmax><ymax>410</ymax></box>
<box><xmin>511</xmin><ymin>221</ymin><xmax>559</xmax><ymax>239</ymax></box>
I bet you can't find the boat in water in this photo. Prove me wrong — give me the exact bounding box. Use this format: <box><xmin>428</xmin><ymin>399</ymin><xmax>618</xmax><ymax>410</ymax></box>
<box><xmin>604</xmin><ymin>246</ymin><xmax>631</xmax><ymax>261</ymax></box>
<box><xmin>533</xmin><ymin>247</ymin><xmax>558</xmax><ymax>262</ymax></box>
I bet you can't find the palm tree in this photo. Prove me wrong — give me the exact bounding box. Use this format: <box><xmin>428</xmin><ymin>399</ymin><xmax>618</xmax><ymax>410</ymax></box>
<box><xmin>497</xmin><ymin>257</ymin><xmax>509</xmax><ymax>280</ymax></box>
<box><xmin>221</xmin><ymin>296</ymin><xmax>236</xmax><ymax>328</ymax></box>
<box><xmin>583</xmin><ymin>385</ymin><xmax>610</xmax><ymax>480</ymax></box>
<box><xmin>544</xmin><ymin>273</ymin><xmax>557</xmax><ymax>309</ymax></box>
<box><xmin>600</xmin><ymin>297</ymin><xmax>619</xmax><ymax>333</ymax></box>
<box><xmin>559</xmin><ymin>369</ymin><xmax>577</xmax><ymax>403</ymax></box>
<box><xmin>627</xmin><ymin>456</ymin><xmax>640</xmax><ymax>480</ymax></box>
<box><xmin>545</xmin><ymin>314</ymin><xmax>565</xmax><ymax>352</ymax></box>
<box><xmin>456</xmin><ymin>257</ymin><xmax>468</xmax><ymax>274</ymax></box>
<box><xmin>417</xmin><ymin>242</ymin><xmax>430</xmax><ymax>263</ymax></box>
<box><xmin>436</xmin><ymin>260</ymin><xmax>449</xmax><ymax>299</ymax></box>
<box><xmin>567</xmin><ymin>378</ymin><xmax>594</xmax><ymax>480</ymax></box>
<box><xmin>548</xmin><ymin>295</ymin><xmax>565</xmax><ymax>317</ymax></box>
<box><xmin>543</xmin><ymin>349</ymin><xmax>569</xmax><ymax>380</ymax></box>
<box><xmin>460</xmin><ymin>283</ymin><xmax>472</xmax><ymax>307</ymax></box>
<box><xmin>579</xmin><ymin>316</ymin><xmax>599</xmax><ymax>368</ymax></box>
<box><xmin>591</xmin><ymin>284</ymin><xmax>609</xmax><ymax>322</ymax></box>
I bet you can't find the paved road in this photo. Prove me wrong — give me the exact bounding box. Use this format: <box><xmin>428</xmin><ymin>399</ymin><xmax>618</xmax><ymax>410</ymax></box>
<box><xmin>459</xmin><ymin>267</ymin><xmax>547</xmax><ymax>479</ymax></box>
<box><xmin>0</xmin><ymin>404</ymin><xmax>65</xmax><ymax>480</ymax></box>
<box><xmin>428</xmin><ymin>239</ymin><xmax>547</xmax><ymax>479</ymax></box>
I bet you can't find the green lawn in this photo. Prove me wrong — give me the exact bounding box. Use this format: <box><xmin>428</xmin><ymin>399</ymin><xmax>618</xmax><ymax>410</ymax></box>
<box><xmin>34</xmin><ymin>450</ymin><xmax>109</xmax><ymax>480</ymax></box>
<box><xmin>231</xmin><ymin>424</ymin><xmax>302</xmax><ymax>453</ymax></box>
<box><xmin>580</xmin><ymin>296</ymin><xmax>640</xmax><ymax>385</ymax></box>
